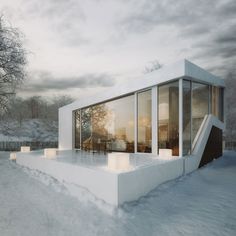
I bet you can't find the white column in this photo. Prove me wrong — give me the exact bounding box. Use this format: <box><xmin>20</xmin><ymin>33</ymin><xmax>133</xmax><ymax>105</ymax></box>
<box><xmin>134</xmin><ymin>92</ymin><xmax>138</xmax><ymax>153</ymax></box>
<box><xmin>179</xmin><ymin>79</ymin><xmax>183</xmax><ymax>157</ymax></box>
<box><xmin>152</xmin><ymin>86</ymin><xmax>158</xmax><ymax>155</ymax></box>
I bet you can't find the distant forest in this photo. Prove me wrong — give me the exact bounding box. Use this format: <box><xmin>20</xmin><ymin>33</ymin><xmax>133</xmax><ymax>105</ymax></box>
<box><xmin>0</xmin><ymin>95</ymin><xmax>73</xmax><ymax>123</ymax></box>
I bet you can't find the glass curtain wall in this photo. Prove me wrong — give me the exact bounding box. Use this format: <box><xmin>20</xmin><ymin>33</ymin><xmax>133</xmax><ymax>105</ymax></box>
<box><xmin>137</xmin><ymin>90</ymin><xmax>152</xmax><ymax>153</ymax></box>
<box><xmin>75</xmin><ymin>79</ymin><xmax>223</xmax><ymax>155</ymax></box>
<box><xmin>219</xmin><ymin>88</ymin><xmax>224</xmax><ymax>122</ymax></box>
<box><xmin>78</xmin><ymin>94</ymin><xmax>134</xmax><ymax>152</ymax></box>
<box><xmin>158</xmin><ymin>81</ymin><xmax>179</xmax><ymax>156</ymax></box>
<box><xmin>191</xmin><ymin>82</ymin><xmax>209</xmax><ymax>146</ymax></box>
<box><xmin>81</xmin><ymin>107</ymin><xmax>92</xmax><ymax>150</ymax></box>
<box><xmin>74</xmin><ymin>110</ymin><xmax>81</xmax><ymax>149</ymax></box>
<box><xmin>105</xmin><ymin>95</ymin><xmax>134</xmax><ymax>152</ymax></box>
<box><xmin>212</xmin><ymin>86</ymin><xmax>224</xmax><ymax>121</ymax></box>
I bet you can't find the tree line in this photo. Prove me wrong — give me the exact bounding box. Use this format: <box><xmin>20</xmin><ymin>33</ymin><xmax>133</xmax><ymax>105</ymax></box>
<box><xmin>0</xmin><ymin>95</ymin><xmax>73</xmax><ymax>124</ymax></box>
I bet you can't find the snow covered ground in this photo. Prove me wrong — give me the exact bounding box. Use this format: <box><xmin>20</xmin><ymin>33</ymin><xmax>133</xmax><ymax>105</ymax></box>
<box><xmin>0</xmin><ymin>151</ymin><xmax>236</xmax><ymax>236</ymax></box>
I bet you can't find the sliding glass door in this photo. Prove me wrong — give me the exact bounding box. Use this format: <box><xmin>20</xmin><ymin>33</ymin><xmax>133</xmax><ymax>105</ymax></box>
<box><xmin>158</xmin><ymin>81</ymin><xmax>179</xmax><ymax>156</ymax></box>
<box><xmin>137</xmin><ymin>90</ymin><xmax>152</xmax><ymax>153</ymax></box>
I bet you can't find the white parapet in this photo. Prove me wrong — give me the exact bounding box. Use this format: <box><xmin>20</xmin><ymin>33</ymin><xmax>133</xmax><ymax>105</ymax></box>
<box><xmin>21</xmin><ymin>146</ymin><xmax>31</xmax><ymax>152</ymax></box>
<box><xmin>159</xmin><ymin>149</ymin><xmax>173</xmax><ymax>160</ymax></box>
<box><xmin>9</xmin><ymin>152</ymin><xmax>17</xmax><ymax>160</ymax></box>
<box><xmin>108</xmin><ymin>152</ymin><xmax>130</xmax><ymax>171</ymax></box>
<box><xmin>44</xmin><ymin>148</ymin><xmax>58</xmax><ymax>159</ymax></box>
<box><xmin>16</xmin><ymin>150</ymin><xmax>184</xmax><ymax>206</ymax></box>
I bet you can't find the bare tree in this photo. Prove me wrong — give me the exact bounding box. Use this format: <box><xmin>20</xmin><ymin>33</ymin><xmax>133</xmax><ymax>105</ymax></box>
<box><xmin>26</xmin><ymin>96</ymin><xmax>42</xmax><ymax>119</ymax></box>
<box><xmin>0</xmin><ymin>15</ymin><xmax>26</xmax><ymax>111</ymax></box>
<box><xmin>143</xmin><ymin>60</ymin><xmax>162</xmax><ymax>74</ymax></box>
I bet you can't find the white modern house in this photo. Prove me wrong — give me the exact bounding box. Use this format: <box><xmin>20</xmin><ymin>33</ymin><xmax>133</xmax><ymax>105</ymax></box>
<box><xmin>16</xmin><ymin>59</ymin><xmax>225</xmax><ymax>206</ymax></box>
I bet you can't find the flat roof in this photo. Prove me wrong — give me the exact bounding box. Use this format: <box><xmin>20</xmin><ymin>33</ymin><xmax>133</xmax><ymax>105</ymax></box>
<box><xmin>60</xmin><ymin>59</ymin><xmax>225</xmax><ymax>112</ymax></box>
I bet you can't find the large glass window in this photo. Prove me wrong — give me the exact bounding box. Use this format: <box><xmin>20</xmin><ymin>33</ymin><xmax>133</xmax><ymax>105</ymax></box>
<box><xmin>158</xmin><ymin>81</ymin><xmax>179</xmax><ymax>156</ymax></box>
<box><xmin>192</xmin><ymin>82</ymin><xmax>209</xmax><ymax>145</ymax></box>
<box><xmin>183</xmin><ymin>80</ymin><xmax>191</xmax><ymax>155</ymax></box>
<box><xmin>74</xmin><ymin>110</ymin><xmax>81</xmax><ymax>149</ymax></box>
<box><xmin>137</xmin><ymin>90</ymin><xmax>152</xmax><ymax>153</ymax></box>
<box><xmin>79</xmin><ymin>95</ymin><xmax>134</xmax><ymax>152</ymax></box>
<box><xmin>219</xmin><ymin>88</ymin><xmax>224</xmax><ymax>122</ymax></box>
<box><xmin>104</xmin><ymin>95</ymin><xmax>134</xmax><ymax>152</ymax></box>
<box><xmin>212</xmin><ymin>86</ymin><xmax>224</xmax><ymax>122</ymax></box>
<box><xmin>81</xmin><ymin>107</ymin><xmax>92</xmax><ymax>150</ymax></box>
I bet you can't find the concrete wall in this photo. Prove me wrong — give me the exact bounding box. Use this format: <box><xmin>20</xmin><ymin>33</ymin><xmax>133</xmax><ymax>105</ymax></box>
<box><xmin>59</xmin><ymin>107</ymin><xmax>73</xmax><ymax>150</ymax></box>
<box><xmin>16</xmin><ymin>153</ymin><xmax>119</xmax><ymax>206</ymax></box>
<box><xmin>118</xmin><ymin>158</ymin><xmax>184</xmax><ymax>205</ymax></box>
<box><xmin>16</xmin><ymin>152</ymin><xmax>184</xmax><ymax>206</ymax></box>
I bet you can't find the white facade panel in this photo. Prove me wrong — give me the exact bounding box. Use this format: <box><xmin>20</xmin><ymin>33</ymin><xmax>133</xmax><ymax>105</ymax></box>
<box><xmin>59</xmin><ymin>106</ymin><xmax>73</xmax><ymax>150</ymax></box>
<box><xmin>118</xmin><ymin>158</ymin><xmax>184</xmax><ymax>205</ymax></box>
<box><xmin>184</xmin><ymin>60</ymin><xmax>225</xmax><ymax>87</ymax></box>
<box><xmin>16</xmin><ymin>153</ymin><xmax>119</xmax><ymax>206</ymax></box>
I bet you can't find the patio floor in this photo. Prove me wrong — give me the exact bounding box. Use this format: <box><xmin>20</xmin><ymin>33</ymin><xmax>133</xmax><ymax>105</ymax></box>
<box><xmin>23</xmin><ymin>149</ymin><xmax>176</xmax><ymax>172</ymax></box>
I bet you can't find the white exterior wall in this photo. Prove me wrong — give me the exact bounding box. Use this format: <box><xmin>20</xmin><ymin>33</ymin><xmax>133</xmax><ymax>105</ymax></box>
<box><xmin>59</xmin><ymin>106</ymin><xmax>73</xmax><ymax>150</ymax></box>
<box><xmin>16</xmin><ymin>153</ymin><xmax>119</xmax><ymax>205</ymax></box>
<box><xmin>16</xmin><ymin>151</ymin><xmax>183</xmax><ymax>206</ymax></box>
<box><xmin>118</xmin><ymin>158</ymin><xmax>183</xmax><ymax>204</ymax></box>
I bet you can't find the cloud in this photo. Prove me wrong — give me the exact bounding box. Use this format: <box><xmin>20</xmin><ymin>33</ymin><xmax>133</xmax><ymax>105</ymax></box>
<box><xmin>120</xmin><ymin>0</ymin><xmax>233</xmax><ymax>34</ymax></box>
<box><xmin>20</xmin><ymin>70</ymin><xmax>116</xmax><ymax>93</ymax></box>
<box><xmin>119</xmin><ymin>0</ymin><xmax>236</xmax><ymax>76</ymax></box>
<box><xmin>16</xmin><ymin>0</ymin><xmax>89</xmax><ymax>47</ymax></box>
<box><xmin>2</xmin><ymin>0</ymin><xmax>236</xmax><ymax>100</ymax></box>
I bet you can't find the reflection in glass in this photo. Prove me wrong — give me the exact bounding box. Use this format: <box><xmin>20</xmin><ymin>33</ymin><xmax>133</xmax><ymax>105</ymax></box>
<box><xmin>74</xmin><ymin>110</ymin><xmax>81</xmax><ymax>149</ymax></box>
<box><xmin>79</xmin><ymin>95</ymin><xmax>134</xmax><ymax>152</ymax></box>
<box><xmin>212</xmin><ymin>86</ymin><xmax>224</xmax><ymax>121</ymax></box>
<box><xmin>137</xmin><ymin>90</ymin><xmax>152</xmax><ymax>153</ymax></box>
<box><xmin>183</xmin><ymin>80</ymin><xmax>191</xmax><ymax>155</ymax></box>
<box><xmin>158</xmin><ymin>81</ymin><xmax>179</xmax><ymax>156</ymax></box>
<box><xmin>81</xmin><ymin>107</ymin><xmax>92</xmax><ymax>150</ymax></box>
<box><xmin>192</xmin><ymin>82</ymin><xmax>209</xmax><ymax>144</ymax></box>
<box><xmin>219</xmin><ymin>88</ymin><xmax>224</xmax><ymax>122</ymax></box>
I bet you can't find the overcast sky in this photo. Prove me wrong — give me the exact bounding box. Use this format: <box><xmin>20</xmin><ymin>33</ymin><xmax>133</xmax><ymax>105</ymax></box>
<box><xmin>1</xmin><ymin>0</ymin><xmax>236</xmax><ymax>99</ymax></box>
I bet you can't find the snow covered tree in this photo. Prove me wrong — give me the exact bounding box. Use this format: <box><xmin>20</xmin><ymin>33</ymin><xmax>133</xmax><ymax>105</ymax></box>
<box><xmin>0</xmin><ymin>15</ymin><xmax>26</xmax><ymax>111</ymax></box>
<box><xmin>143</xmin><ymin>60</ymin><xmax>162</xmax><ymax>74</ymax></box>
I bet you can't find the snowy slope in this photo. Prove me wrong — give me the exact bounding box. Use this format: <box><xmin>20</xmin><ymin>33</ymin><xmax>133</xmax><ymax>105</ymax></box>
<box><xmin>0</xmin><ymin>151</ymin><xmax>236</xmax><ymax>236</ymax></box>
<box><xmin>0</xmin><ymin>119</ymin><xmax>58</xmax><ymax>142</ymax></box>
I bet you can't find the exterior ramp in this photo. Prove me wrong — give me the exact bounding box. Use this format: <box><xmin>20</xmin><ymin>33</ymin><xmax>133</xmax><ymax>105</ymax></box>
<box><xmin>185</xmin><ymin>115</ymin><xmax>224</xmax><ymax>174</ymax></box>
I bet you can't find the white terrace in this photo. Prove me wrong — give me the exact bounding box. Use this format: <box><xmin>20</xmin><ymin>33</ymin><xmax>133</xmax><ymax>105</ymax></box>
<box><xmin>16</xmin><ymin>149</ymin><xmax>183</xmax><ymax>206</ymax></box>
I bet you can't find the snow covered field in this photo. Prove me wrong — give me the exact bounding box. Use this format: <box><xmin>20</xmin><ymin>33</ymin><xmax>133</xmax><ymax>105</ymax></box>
<box><xmin>0</xmin><ymin>151</ymin><xmax>236</xmax><ymax>236</ymax></box>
